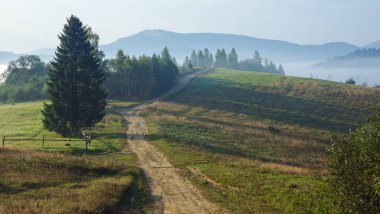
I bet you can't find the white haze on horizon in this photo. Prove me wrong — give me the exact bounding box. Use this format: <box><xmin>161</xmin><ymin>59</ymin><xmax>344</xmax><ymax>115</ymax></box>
<box><xmin>0</xmin><ymin>64</ymin><xmax>7</xmax><ymax>83</ymax></box>
<box><xmin>283</xmin><ymin>61</ymin><xmax>380</xmax><ymax>87</ymax></box>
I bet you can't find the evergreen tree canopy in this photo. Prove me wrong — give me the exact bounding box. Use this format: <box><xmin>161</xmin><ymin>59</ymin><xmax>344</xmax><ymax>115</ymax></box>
<box><xmin>42</xmin><ymin>15</ymin><xmax>107</xmax><ymax>137</ymax></box>
<box><xmin>190</xmin><ymin>50</ymin><xmax>197</xmax><ymax>68</ymax></box>
<box><xmin>104</xmin><ymin>47</ymin><xmax>179</xmax><ymax>99</ymax></box>
<box><xmin>182</xmin><ymin>48</ymin><xmax>284</xmax><ymax>75</ymax></box>
<box><xmin>227</xmin><ymin>48</ymin><xmax>239</xmax><ymax>69</ymax></box>
<box><xmin>215</xmin><ymin>49</ymin><xmax>228</xmax><ymax>68</ymax></box>
<box><xmin>253</xmin><ymin>51</ymin><xmax>262</xmax><ymax>65</ymax></box>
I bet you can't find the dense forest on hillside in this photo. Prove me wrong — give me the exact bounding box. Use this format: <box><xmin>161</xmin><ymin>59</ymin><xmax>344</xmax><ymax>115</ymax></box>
<box><xmin>313</xmin><ymin>47</ymin><xmax>380</xmax><ymax>68</ymax></box>
<box><xmin>181</xmin><ymin>48</ymin><xmax>285</xmax><ymax>75</ymax></box>
<box><xmin>334</xmin><ymin>48</ymin><xmax>380</xmax><ymax>60</ymax></box>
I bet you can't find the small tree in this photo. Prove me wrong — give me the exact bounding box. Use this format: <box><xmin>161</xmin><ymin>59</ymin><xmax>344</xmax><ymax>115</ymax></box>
<box><xmin>42</xmin><ymin>15</ymin><xmax>107</xmax><ymax>137</ymax></box>
<box><xmin>327</xmin><ymin>110</ymin><xmax>380</xmax><ymax>213</ymax></box>
<box><xmin>228</xmin><ymin>48</ymin><xmax>239</xmax><ymax>69</ymax></box>
<box><xmin>277</xmin><ymin>64</ymin><xmax>285</xmax><ymax>75</ymax></box>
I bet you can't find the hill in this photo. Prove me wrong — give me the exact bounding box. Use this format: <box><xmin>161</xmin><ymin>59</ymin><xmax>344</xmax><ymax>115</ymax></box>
<box><xmin>314</xmin><ymin>48</ymin><xmax>380</xmax><ymax>68</ymax></box>
<box><xmin>365</xmin><ymin>40</ymin><xmax>380</xmax><ymax>49</ymax></box>
<box><xmin>0</xmin><ymin>51</ymin><xmax>20</xmax><ymax>64</ymax></box>
<box><xmin>101</xmin><ymin>30</ymin><xmax>358</xmax><ymax>61</ymax></box>
<box><xmin>142</xmin><ymin>69</ymin><xmax>380</xmax><ymax>213</ymax></box>
<box><xmin>0</xmin><ymin>30</ymin><xmax>360</xmax><ymax>65</ymax></box>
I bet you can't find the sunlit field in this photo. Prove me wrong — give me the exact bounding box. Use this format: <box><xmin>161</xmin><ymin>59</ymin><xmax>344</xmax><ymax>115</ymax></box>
<box><xmin>0</xmin><ymin>101</ymin><xmax>152</xmax><ymax>213</ymax></box>
<box><xmin>142</xmin><ymin>69</ymin><xmax>380</xmax><ymax>213</ymax></box>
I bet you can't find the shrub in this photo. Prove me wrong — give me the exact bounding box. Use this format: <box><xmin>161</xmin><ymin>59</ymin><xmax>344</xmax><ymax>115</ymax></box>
<box><xmin>327</xmin><ymin>122</ymin><xmax>380</xmax><ymax>213</ymax></box>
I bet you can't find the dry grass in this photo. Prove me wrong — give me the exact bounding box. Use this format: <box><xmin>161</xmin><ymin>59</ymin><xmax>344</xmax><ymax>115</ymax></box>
<box><xmin>0</xmin><ymin>101</ymin><xmax>153</xmax><ymax>213</ymax></box>
<box><xmin>0</xmin><ymin>147</ymin><xmax>143</xmax><ymax>213</ymax></box>
<box><xmin>143</xmin><ymin>101</ymin><xmax>327</xmax><ymax>170</ymax></box>
<box><xmin>141</xmin><ymin>69</ymin><xmax>379</xmax><ymax>213</ymax></box>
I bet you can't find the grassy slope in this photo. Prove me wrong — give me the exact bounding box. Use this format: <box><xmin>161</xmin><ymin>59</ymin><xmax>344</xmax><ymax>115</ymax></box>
<box><xmin>0</xmin><ymin>101</ymin><xmax>152</xmax><ymax>213</ymax></box>
<box><xmin>143</xmin><ymin>69</ymin><xmax>380</xmax><ymax>213</ymax></box>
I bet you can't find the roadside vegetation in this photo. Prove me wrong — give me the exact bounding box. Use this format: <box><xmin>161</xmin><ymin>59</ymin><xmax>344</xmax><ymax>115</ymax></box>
<box><xmin>327</xmin><ymin>109</ymin><xmax>380</xmax><ymax>213</ymax></box>
<box><xmin>142</xmin><ymin>68</ymin><xmax>380</xmax><ymax>213</ymax></box>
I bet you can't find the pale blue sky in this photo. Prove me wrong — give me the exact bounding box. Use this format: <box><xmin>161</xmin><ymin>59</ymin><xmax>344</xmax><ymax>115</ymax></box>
<box><xmin>1</xmin><ymin>0</ymin><xmax>380</xmax><ymax>52</ymax></box>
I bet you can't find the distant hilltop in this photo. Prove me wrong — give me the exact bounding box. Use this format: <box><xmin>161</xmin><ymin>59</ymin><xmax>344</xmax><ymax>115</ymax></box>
<box><xmin>314</xmin><ymin>48</ymin><xmax>380</xmax><ymax>68</ymax></box>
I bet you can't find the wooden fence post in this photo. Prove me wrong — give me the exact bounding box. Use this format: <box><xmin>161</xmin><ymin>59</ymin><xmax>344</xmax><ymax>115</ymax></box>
<box><xmin>42</xmin><ymin>136</ymin><xmax>45</xmax><ymax>148</ymax></box>
<box><xmin>2</xmin><ymin>136</ymin><xmax>4</xmax><ymax>146</ymax></box>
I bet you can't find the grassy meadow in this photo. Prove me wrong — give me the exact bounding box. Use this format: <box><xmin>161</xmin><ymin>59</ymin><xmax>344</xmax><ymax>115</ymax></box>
<box><xmin>0</xmin><ymin>101</ymin><xmax>152</xmax><ymax>213</ymax></box>
<box><xmin>142</xmin><ymin>69</ymin><xmax>380</xmax><ymax>213</ymax></box>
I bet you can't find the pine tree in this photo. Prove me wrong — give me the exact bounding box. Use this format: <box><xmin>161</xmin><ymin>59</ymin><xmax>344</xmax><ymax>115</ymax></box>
<box><xmin>228</xmin><ymin>48</ymin><xmax>239</xmax><ymax>69</ymax></box>
<box><xmin>209</xmin><ymin>53</ymin><xmax>214</xmax><ymax>68</ymax></box>
<box><xmin>197</xmin><ymin>50</ymin><xmax>205</xmax><ymax>68</ymax></box>
<box><xmin>203</xmin><ymin>48</ymin><xmax>212</xmax><ymax>68</ymax></box>
<box><xmin>277</xmin><ymin>64</ymin><xmax>285</xmax><ymax>75</ymax></box>
<box><xmin>220</xmin><ymin>49</ymin><xmax>228</xmax><ymax>68</ymax></box>
<box><xmin>190</xmin><ymin>50</ymin><xmax>197</xmax><ymax>67</ymax></box>
<box><xmin>253</xmin><ymin>51</ymin><xmax>262</xmax><ymax>65</ymax></box>
<box><xmin>214</xmin><ymin>49</ymin><xmax>222</xmax><ymax>68</ymax></box>
<box><xmin>42</xmin><ymin>15</ymin><xmax>107</xmax><ymax>137</ymax></box>
<box><xmin>215</xmin><ymin>49</ymin><xmax>228</xmax><ymax>68</ymax></box>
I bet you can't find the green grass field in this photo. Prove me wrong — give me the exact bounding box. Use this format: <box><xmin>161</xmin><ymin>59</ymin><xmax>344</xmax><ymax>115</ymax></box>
<box><xmin>143</xmin><ymin>69</ymin><xmax>380</xmax><ymax>213</ymax></box>
<box><xmin>0</xmin><ymin>101</ymin><xmax>152</xmax><ymax>213</ymax></box>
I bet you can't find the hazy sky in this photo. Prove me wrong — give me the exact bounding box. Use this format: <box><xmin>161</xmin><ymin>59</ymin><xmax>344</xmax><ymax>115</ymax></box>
<box><xmin>1</xmin><ymin>0</ymin><xmax>380</xmax><ymax>53</ymax></box>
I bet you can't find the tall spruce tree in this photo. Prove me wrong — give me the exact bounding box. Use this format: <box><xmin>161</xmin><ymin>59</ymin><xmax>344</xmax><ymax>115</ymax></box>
<box><xmin>228</xmin><ymin>48</ymin><xmax>239</xmax><ymax>69</ymax></box>
<box><xmin>42</xmin><ymin>15</ymin><xmax>107</xmax><ymax>137</ymax></box>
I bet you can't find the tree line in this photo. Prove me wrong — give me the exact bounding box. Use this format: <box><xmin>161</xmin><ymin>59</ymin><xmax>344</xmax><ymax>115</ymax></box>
<box><xmin>104</xmin><ymin>47</ymin><xmax>178</xmax><ymax>99</ymax></box>
<box><xmin>0</xmin><ymin>49</ymin><xmax>179</xmax><ymax>103</ymax></box>
<box><xmin>335</xmin><ymin>47</ymin><xmax>380</xmax><ymax>60</ymax></box>
<box><xmin>182</xmin><ymin>48</ymin><xmax>285</xmax><ymax>75</ymax></box>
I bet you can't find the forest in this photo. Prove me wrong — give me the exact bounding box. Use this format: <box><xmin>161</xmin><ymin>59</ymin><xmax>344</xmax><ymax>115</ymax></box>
<box><xmin>181</xmin><ymin>48</ymin><xmax>285</xmax><ymax>75</ymax></box>
<box><xmin>104</xmin><ymin>47</ymin><xmax>178</xmax><ymax>99</ymax></box>
<box><xmin>334</xmin><ymin>48</ymin><xmax>380</xmax><ymax>60</ymax></box>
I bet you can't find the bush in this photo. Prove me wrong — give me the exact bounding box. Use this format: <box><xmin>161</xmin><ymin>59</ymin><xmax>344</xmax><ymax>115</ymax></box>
<box><xmin>327</xmin><ymin>122</ymin><xmax>380</xmax><ymax>213</ymax></box>
<box><xmin>345</xmin><ymin>78</ymin><xmax>356</xmax><ymax>84</ymax></box>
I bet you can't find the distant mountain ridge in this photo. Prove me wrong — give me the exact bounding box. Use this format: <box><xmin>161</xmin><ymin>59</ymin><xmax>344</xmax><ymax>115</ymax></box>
<box><xmin>100</xmin><ymin>30</ymin><xmax>359</xmax><ymax>62</ymax></box>
<box><xmin>364</xmin><ymin>40</ymin><xmax>380</xmax><ymax>49</ymax></box>
<box><xmin>0</xmin><ymin>49</ymin><xmax>54</xmax><ymax>64</ymax></box>
<box><xmin>0</xmin><ymin>29</ymin><xmax>371</xmax><ymax>64</ymax></box>
<box><xmin>0</xmin><ymin>51</ymin><xmax>21</xmax><ymax>64</ymax></box>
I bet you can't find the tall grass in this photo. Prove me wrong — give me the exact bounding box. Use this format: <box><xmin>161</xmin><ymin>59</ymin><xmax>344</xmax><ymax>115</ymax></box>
<box><xmin>0</xmin><ymin>147</ymin><xmax>151</xmax><ymax>213</ymax></box>
<box><xmin>0</xmin><ymin>101</ymin><xmax>152</xmax><ymax>213</ymax></box>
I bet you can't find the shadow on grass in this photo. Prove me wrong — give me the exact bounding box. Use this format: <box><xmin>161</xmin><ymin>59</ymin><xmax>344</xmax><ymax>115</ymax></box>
<box><xmin>94</xmin><ymin>132</ymin><xmax>126</xmax><ymax>140</ymax></box>
<box><xmin>115</xmin><ymin>167</ymin><xmax>154</xmax><ymax>213</ymax></box>
<box><xmin>170</xmin><ymin>77</ymin><xmax>361</xmax><ymax>133</ymax></box>
<box><xmin>68</xmin><ymin>147</ymin><xmax>111</xmax><ymax>155</ymax></box>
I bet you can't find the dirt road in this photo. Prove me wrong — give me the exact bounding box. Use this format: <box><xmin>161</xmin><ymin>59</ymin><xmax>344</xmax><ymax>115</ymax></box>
<box><xmin>120</xmin><ymin>70</ymin><xmax>223</xmax><ymax>214</ymax></box>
